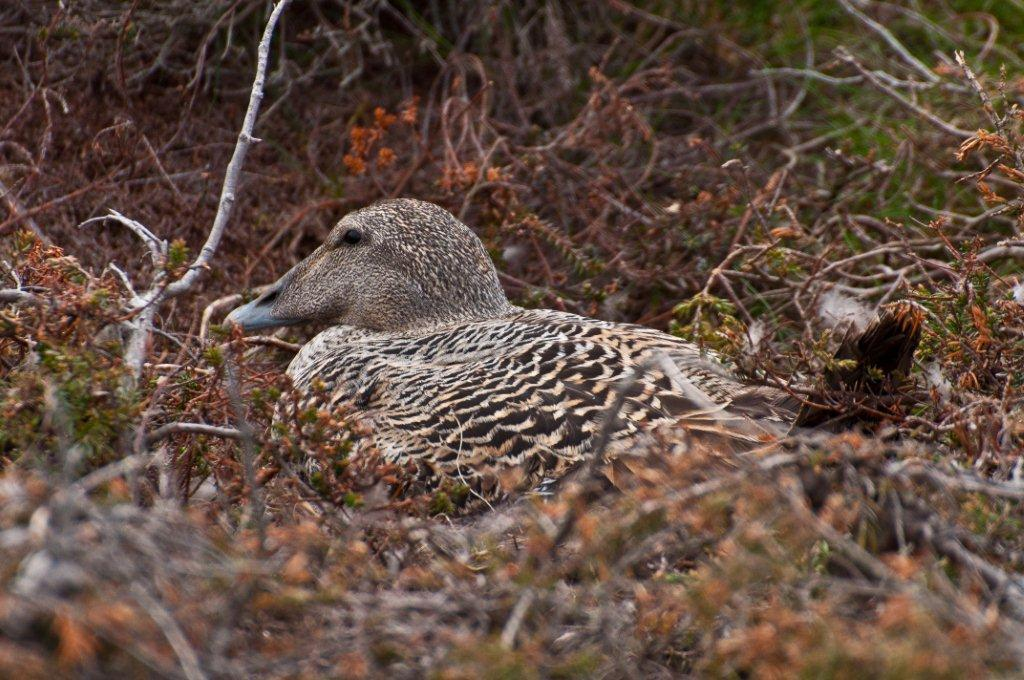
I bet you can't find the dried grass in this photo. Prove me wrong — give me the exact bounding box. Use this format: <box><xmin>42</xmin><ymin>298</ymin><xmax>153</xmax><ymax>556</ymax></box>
<box><xmin>3</xmin><ymin>1</ymin><xmax>1024</xmax><ymax>676</ymax></box>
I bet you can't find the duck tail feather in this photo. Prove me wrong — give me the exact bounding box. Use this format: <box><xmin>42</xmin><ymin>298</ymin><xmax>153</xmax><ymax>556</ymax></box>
<box><xmin>793</xmin><ymin>300</ymin><xmax>923</xmax><ymax>430</ymax></box>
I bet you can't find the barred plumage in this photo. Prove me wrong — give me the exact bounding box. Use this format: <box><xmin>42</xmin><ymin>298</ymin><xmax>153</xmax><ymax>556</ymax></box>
<box><xmin>284</xmin><ymin>307</ymin><xmax>792</xmax><ymax>497</ymax></box>
<box><xmin>226</xmin><ymin>199</ymin><xmax>814</xmax><ymax>501</ymax></box>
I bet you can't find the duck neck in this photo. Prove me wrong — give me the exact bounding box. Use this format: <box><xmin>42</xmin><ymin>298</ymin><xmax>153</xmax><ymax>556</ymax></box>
<box><xmin>384</xmin><ymin>296</ymin><xmax>516</xmax><ymax>333</ymax></box>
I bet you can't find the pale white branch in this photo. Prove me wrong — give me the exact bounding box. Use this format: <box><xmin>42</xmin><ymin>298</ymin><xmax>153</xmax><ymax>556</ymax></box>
<box><xmin>0</xmin><ymin>288</ymin><xmax>42</xmax><ymax>305</ymax></box>
<box><xmin>199</xmin><ymin>293</ymin><xmax>243</xmax><ymax>341</ymax></box>
<box><xmin>106</xmin><ymin>263</ymin><xmax>138</xmax><ymax>300</ymax></box>
<box><xmin>837</xmin><ymin>0</ymin><xmax>939</xmax><ymax>84</ymax></box>
<box><xmin>163</xmin><ymin>0</ymin><xmax>292</xmax><ymax>300</ymax></box>
<box><xmin>836</xmin><ymin>47</ymin><xmax>972</xmax><ymax>139</ymax></box>
<box><xmin>242</xmin><ymin>335</ymin><xmax>302</xmax><ymax>353</ymax></box>
<box><xmin>145</xmin><ymin>422</ymin><xmax>243</xmax><ymax>446</ymax></box>
<box><xmin>74</xmin><ymin>0</ymin><xmax>292</xmax><ymax>384</ymax></box>
<box><xmin>80</xmin><ymin>209</ymin><xmax>167</xmax><ymax>264</ymax></box>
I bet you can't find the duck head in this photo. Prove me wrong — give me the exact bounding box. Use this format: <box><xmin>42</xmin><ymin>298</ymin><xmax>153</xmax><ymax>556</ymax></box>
<box><xmin>226</xmin><ymin>199</ymin><xmax>512</xmax><ymax>332</ymax></box>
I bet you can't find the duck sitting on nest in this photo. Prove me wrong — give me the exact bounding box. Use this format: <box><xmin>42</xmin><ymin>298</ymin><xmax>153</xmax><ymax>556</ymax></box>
<box><xmin>227</xmin><ymin>199</ymin><xmax>920</xmax><ymax>502</ymax></box>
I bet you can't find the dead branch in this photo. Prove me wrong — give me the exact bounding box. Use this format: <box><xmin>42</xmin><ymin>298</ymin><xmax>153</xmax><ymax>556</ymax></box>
<box><xmin>163</xmin><ymin>0</ymin><xmax>292</xmax><ymax>301</ymax></box>
<box><xmin>199</xmin><ymin>293</ymin><xmax>243</xmax><ymax>341</ymax></box>
<box><xmin>241</xmin><ymin>335</ymin><xmax>302</xmax><ymax>353</ymax></box>
<box><xmin>77</xmin><ymin>0</ymin><xmax>291</xmax><ymax>383</ymax></box>
<box><xmin>0</xmin><ymin>288</ymin><xmax>42</xmax><ymax>305</ymax></box>
<box><xmin>835</xmin><ymin>47</ymin><xmax>972</xmax><ymax>138</ymax></box>
<box><xmin>145</xmin><ymin>422</ymin><xmax>243</xmax><ymax>446</ymax></box>
<box><xmin>888</xmin><ymin>459</ymin><xmax>1024</xmax><ymax>500</ymax></box>
<box><xmin>837</xmin><ymin>0</ymin><xmax>939</xmax><ymax>84</ymax></box>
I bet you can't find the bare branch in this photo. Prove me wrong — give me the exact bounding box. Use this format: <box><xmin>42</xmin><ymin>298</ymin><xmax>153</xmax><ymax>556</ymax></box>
<box><xmin>76</xmin><ymin>1</ymin><xmax>292</xmax><ymax>384</ymax></box>
<box><xmin>979</xmin><ymin>241</ymin><xmax>1024</xmax><ymax>263</ymax></box>
<box><xmin>80</xmin><ymin>209</ymin><xmax>167</xmax><ymax>266</ymax></box>
<box><xmin>0</xmin><ymin>175</ymin><xmax>48</xmax><ymax>243</ymax></box>
<box><xmin>755</xmin><ymin>67</ymin><xmax>862</xmax><ymax>86</ymax></box>
<box><xmin>955</xmin><ymin>51</ymin><xmax>1003</xmax><ymax>136</ymax></box>
<box><xmin>199</xmin><ymin>293</ymin><xmax>242</xmax><ymax>341</ymax></box>
<box><xmin>123</xmin><ymin>303</ymin><xmax>161</xmax><ymax>383</ymax></box>
<box><xmin>241</xmin><ymin>335</ymin><xmax>302</xmax><ymax>353</ymax></box>
<box><xmin>131</xmin><ymin>584</ymin><xmax>207</xmax><ymax>680</ymax></box>
<box><xmin>888</xmin><ymin>459</ymin><xmax>1024</xmax><ymax>500</ymax></box>
<box><xmin>836</xmin><ymin>48</ymin><xmax>972</xmax><ymax>139</ymax></box>
<box><xmin>145</xmin><ymin>422</ymin><xmax>243</xmax><ymax>446</ymax></box>
<box><xmin>0</xmin><ymin>288</ymin><xmax>42</xmax><ymax>305</ymax></box>
<box><xmin>500</xmin><ymin>588</ymin><xmax>535</xmax><ymax>649</ymax></box>
<box><xmin>837</xmin><ymin>0</ymin><xmax>939</xmax><ymax>84</ymax></box>
<box><xmin>163</xmin><ymin>0</ymin><xmax>292</xmax><ymax>300</ymax></box>
<box><xmin>78</xmin><ymin>212</ymin><xmax>169</xmax><ymax>383</ymax></box>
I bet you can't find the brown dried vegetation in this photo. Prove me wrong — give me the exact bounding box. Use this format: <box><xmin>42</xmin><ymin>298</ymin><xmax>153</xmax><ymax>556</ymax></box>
<box><xmin>3</xmin><ymin>1</ymin><xmax>1024</xmax><ymax>677</ymax></box>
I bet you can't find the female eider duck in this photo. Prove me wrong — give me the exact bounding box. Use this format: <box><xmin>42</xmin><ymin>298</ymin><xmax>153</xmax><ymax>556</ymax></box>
<box><xmin>227</xmin><ymin>199</ymin><xmax>920</xmax><ymax>501</ymax></box>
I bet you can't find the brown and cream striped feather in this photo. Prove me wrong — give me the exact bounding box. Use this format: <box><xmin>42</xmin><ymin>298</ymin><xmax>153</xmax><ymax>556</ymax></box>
<box><xmin>286</xmin><ymin>307</ymin><xmax>793</xmax><ymax>499</ymax></box>
<box><xmin>228</xmin><ymin>199</ymin><xmax>908</xmax><ymax>504</ymax></box>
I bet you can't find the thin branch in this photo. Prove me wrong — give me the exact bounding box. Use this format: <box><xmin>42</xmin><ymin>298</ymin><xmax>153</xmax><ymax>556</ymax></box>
<box><xmin>80</xmin><ymin>209</ymin><xmax>167</xmax><ymax>264</ymax></box>
<box><xmin>955</xmin><ymin>51</ymin><xmax>1003</xmax><ymax>136</ymax></box>
<box><xmin>0</xmin><ymin>175</ymin><xmax>48</xmax><ymax>243</ymax></box>
<box><xmin>242</xmin><ymin>335</ymin><xmax>302</xmax><ymax>353</ymax></box>
<box><xmin>500</xmin><ymin>588</ymin><xmax>535</xmax><ymax>650</ymax></box>
<box><xmin>837</xmin><ymin>0</ymin><xmax>939</xmax><ymax>84</ymax></box>
<box><xmin>145</xmin><ymin>422</ymin><xmax>243</xmax><ymax>446</ymax></box>
<box><xmin>755</xmin><ymin>67</ymin><xmax>862</xmax><ymax>86</ymax></box>
<box><xmin>978</xmin><ymin>240</ymin><xmax>1024</xmax><ymax>263</ymax></box>
<box><xmin>130</xmin><ymin>584</ymin><xmax>207</xmax><ymax>680</ymax></box>
<box><xmin>835</xmin><ymin>48</ymin><xmax>972</xmax><ymax>139</ymax></box>
<box><xmin>888</xmin><ymin>459</ymin><xmax>1024</xmax><ymax>500</ymax></box>
<box><xmin>199</xmin><ymin>293</ymin><xmax>243</xmax><ymax>340</ymax></box>
<box><xmin>0</xmin><ymin>288</ymin><xmax>42</xmax><ymax>305</ymax></box>
<box><xmin>163</xmin><ymin>0</ymin><xmax>292</xmax><ymax>300</ymax></box>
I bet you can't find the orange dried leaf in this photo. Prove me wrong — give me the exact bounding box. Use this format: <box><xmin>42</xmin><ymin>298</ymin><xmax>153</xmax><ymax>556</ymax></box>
<box><xmin>970</xmin><ymin>305</ymin><xmax>992</xmax><ymax>349</ymax></box>
<box><xmin>281</xmin><ymin>551</ymin><xmax>314</xmax><ymax>585</ymax></box>
<box><xmin>54</xmin><ymin>613</ymin><xmax>98</xmax><ymax>668</ymax></box>
<box><xmin>997</xmin><ymin>163</ymin><xmax>1024</xmax><ymax>184</ymax></box>
<box><xmin>342</xmin><ymin>154</ymin><xmax>366</xmax><ymax>176</ymax></box>
<box><xmin>400</xmin><ymin>98</ymin><xmax>419</xmax><ymax>125</ymax></box>
<box><xmin>976</xmin><ymin>181</ymin><xmax>1005</xmax><ymax>204</ymax></box>
<box><xmin>376</xmin><ymin>147</ymin><xmax>396</xmax><ymax>168</ymax></box>
<box><xmin>769</xmin><ymin>227</ymin><xmax>800</xmax><ymax>239</ymax></box>
<box><xmin>373</xmin><ymin>106</ymin><xmax>397</xmax><ymax>130</ymax></box>
<box><xmin>956</xmin><ymin>136</ymin><xmax>980</xmax><ymax>162</ymax></box>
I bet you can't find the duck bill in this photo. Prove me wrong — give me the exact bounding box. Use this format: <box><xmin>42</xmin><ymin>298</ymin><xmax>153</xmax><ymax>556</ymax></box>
<box><xmin>225</xmin><ymin>273</ymin><xmax>301</xmax><ymax>332</ymax></box>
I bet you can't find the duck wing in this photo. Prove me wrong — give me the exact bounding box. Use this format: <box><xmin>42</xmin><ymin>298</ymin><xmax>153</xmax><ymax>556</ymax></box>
<box><xmin>344</xmin><ymin>332</ymin><xmax>782</xmax><ymax>500</ymax></box>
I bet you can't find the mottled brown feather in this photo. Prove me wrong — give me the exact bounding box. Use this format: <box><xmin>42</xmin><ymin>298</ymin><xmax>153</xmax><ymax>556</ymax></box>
<box><xmin>286</xmin><ymin>307</ymin><xmax>791</xmax><ymax>499</ymax></box>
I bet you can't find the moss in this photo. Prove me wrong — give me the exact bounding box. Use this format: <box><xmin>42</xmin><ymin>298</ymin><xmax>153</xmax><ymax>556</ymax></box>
<box><xmin>547</xmin><ymin>650</ymin><xmax>604</xmax><ymax>680</ymax></box>
<box><xmin>441</xmin><ymin>640</ymin><xmax>540</xmax><ymax>680</ymax></box>
<box><xmin>429</xmin><ymin>491</ymin><xmax>454</xmax><ymax>516</ymax></box>
<box><xmin>202</xmin><ymin>345</ymin><xmax>225</xmax><ymax>368</ymax></box>
<box><xmin>449</xmin><ymin>483</ymin><xmax>471</xmax><ymax>506</ymax></box>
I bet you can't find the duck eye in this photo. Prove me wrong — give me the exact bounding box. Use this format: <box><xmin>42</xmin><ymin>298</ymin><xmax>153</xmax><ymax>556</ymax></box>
<box><xmin>342</xmin><ymin>228</ymin><xmax>362</xmax><ymax>245</ymax></box>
